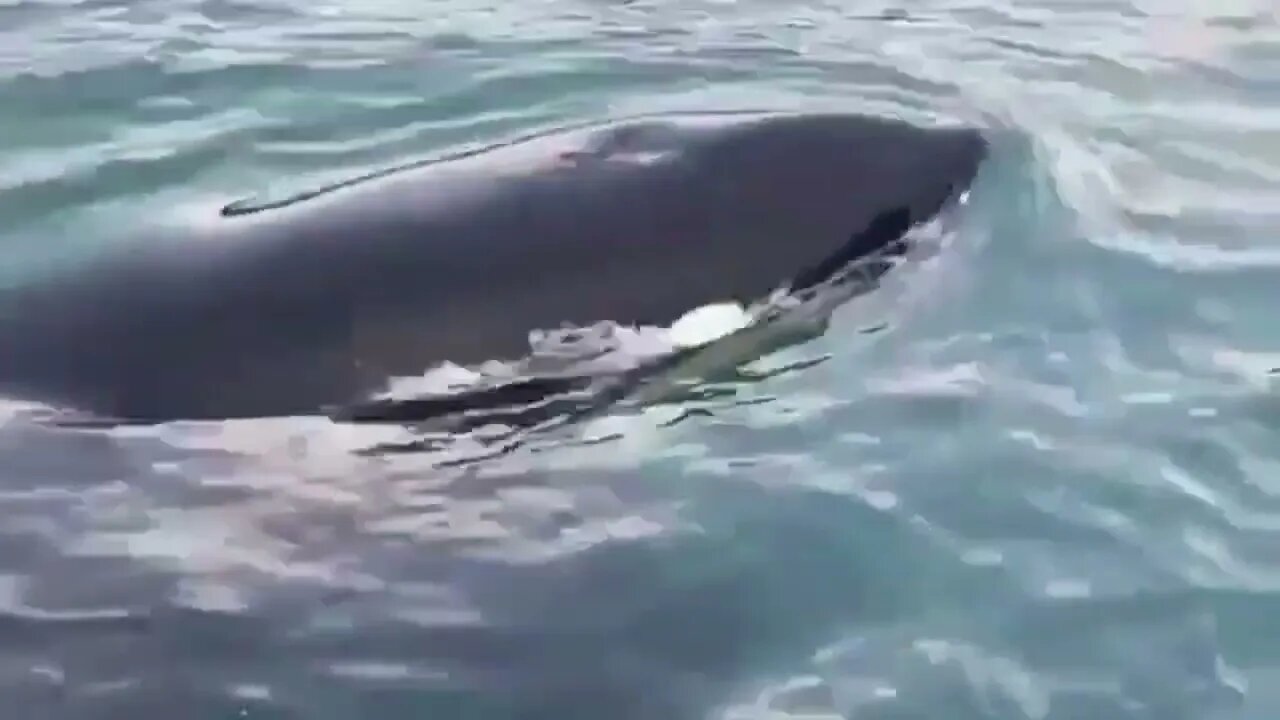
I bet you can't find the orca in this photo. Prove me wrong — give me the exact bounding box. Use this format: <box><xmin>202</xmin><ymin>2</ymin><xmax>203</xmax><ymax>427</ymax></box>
<box><xmin>0</xmin><ymin>110</ymin><xmax>987</xmax><ymax>427</ymax></box>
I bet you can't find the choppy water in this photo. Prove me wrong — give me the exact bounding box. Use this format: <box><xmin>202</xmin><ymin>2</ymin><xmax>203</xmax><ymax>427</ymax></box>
<box><xmin>3</xmin><ymin>0</ymin><xmax>1280</xmax><ymax>718</ymax></box>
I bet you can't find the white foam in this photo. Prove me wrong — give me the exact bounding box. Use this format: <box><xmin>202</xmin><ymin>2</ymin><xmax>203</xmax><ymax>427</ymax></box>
<box><xmin>366</xmin><ymin>296</ymin><xmax>763</xmax><ymax>407</ymax></box>
<box><xmin>667</xmin><ymin>301</ymin><xmax>754</xmax><ymax>348</ymax></box>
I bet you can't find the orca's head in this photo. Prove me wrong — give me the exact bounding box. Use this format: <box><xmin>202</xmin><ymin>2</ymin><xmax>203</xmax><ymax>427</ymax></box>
<box><xmin>681</xmin><ymin>111</ymin><xmax>988</xmax><ymax>294</ymax></box>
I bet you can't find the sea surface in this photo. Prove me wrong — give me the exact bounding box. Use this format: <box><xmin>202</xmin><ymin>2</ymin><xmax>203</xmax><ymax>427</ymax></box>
<box><xmin>2</xmin><ymin>0</ymin><xmax>1279</xmax><ymax>718</ymax></box>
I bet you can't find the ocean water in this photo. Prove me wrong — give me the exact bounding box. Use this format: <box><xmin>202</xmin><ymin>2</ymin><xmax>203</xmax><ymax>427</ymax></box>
<box><xmin>2</xmin><ymin>0</ymin><xmax>1280</xmax><ymax>718</ymax></box>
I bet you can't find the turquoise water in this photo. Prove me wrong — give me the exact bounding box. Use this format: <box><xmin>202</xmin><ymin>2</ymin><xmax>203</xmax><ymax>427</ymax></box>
<box><xmin>3</xmin><ymin>1</ymin><xmax>1280</xmax><ymax>718</ymax></box>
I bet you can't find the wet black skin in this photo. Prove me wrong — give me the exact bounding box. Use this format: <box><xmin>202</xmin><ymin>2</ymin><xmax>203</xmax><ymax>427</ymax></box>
<box><xmin>0</xmin><ymin>111</ymin><xmax>987</xmax><ymax>425</ymax></box>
